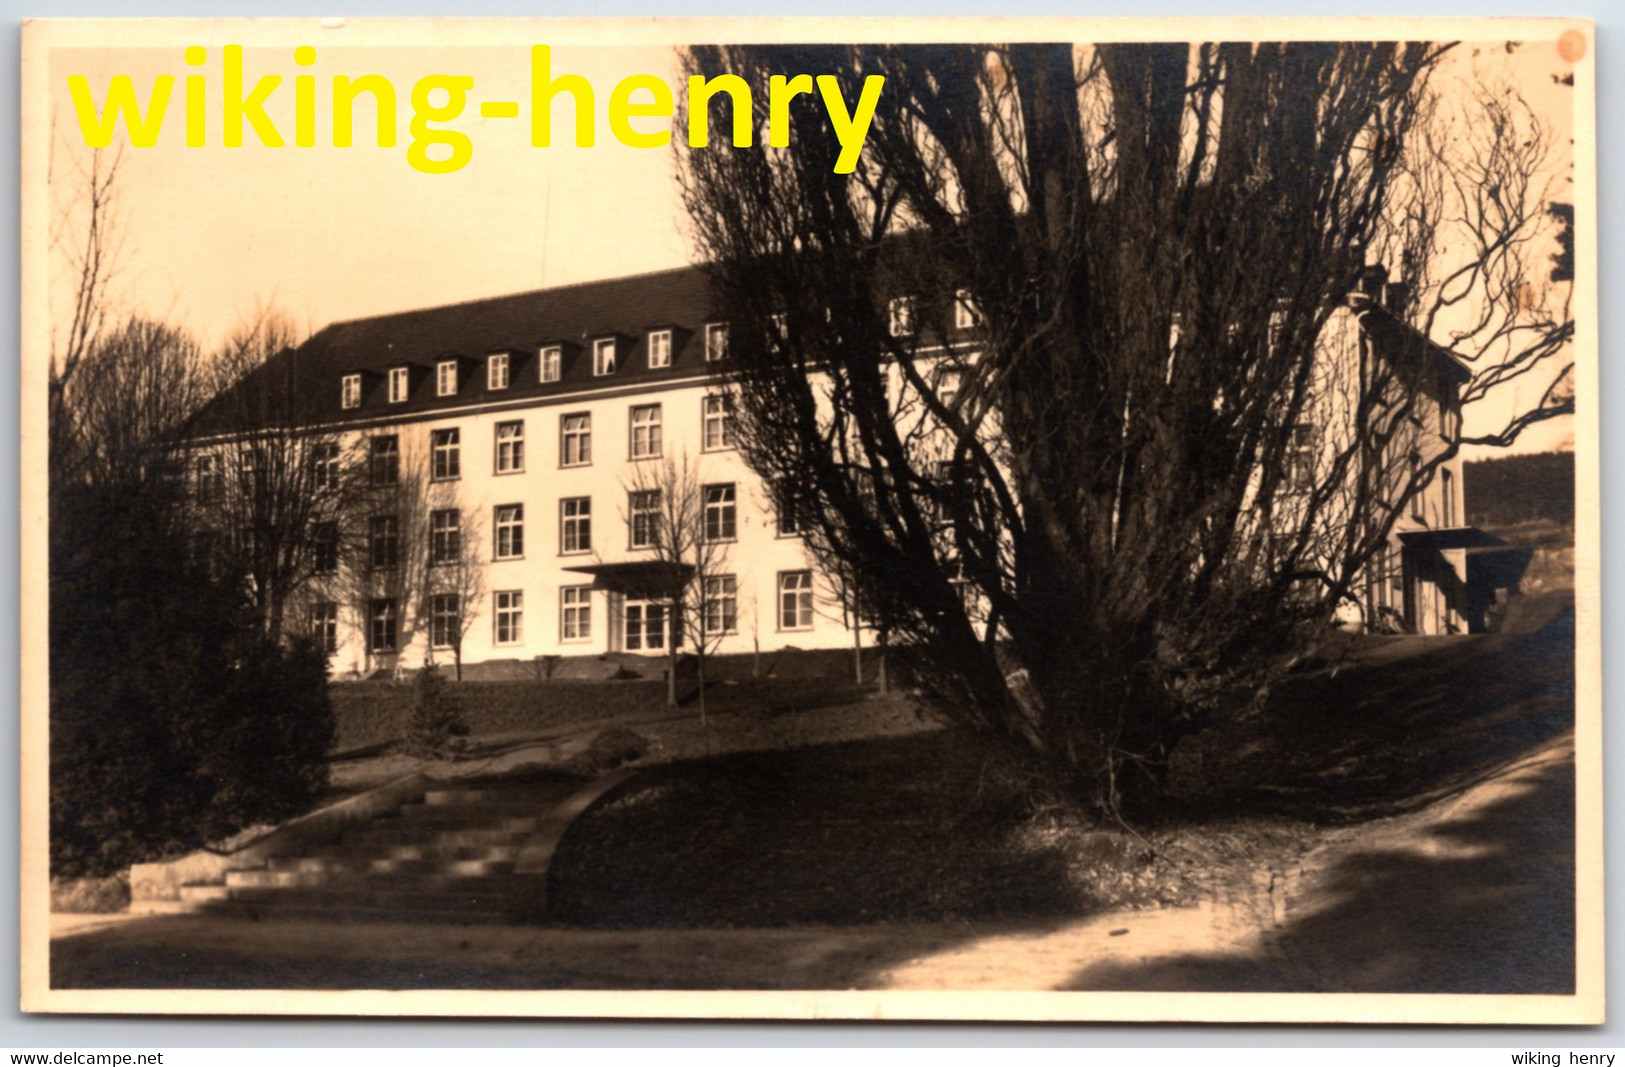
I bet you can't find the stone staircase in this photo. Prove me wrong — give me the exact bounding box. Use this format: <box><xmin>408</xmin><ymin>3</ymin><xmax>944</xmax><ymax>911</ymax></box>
<box><xmin>184</xmin><ymin>780</ymin><xmax>583</xmax><ymax>925</ymax></box>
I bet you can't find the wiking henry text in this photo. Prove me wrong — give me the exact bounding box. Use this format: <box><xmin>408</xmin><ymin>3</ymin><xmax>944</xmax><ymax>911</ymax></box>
<box><xmin>67</xmin><ymin>44</ymin><xmax>886</xmax><ymax>174</ymax></box>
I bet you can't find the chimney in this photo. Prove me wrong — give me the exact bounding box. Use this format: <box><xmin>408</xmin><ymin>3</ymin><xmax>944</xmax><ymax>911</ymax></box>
<box><xmin>1357</xmin><ymin>264</ymin><xmax>1389</xmax><ymax>299</ymax></box>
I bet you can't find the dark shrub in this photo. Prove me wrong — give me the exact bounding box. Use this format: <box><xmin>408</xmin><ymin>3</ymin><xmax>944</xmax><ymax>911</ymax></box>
<box><xmin>403</xmin><ymin>664</ymin><xmax>469</xmax><ymax>759</ymax></box>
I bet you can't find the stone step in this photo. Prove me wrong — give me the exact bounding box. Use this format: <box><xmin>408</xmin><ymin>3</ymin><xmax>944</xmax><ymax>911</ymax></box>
<box><xmin>268</xmin><ymin>846</ymin><xmax>522</xmax><ymax>873</ymax></box>
<box><xmin>391</xmin><ymin>807</ymin><xmax>546</xmax><ymax>828</ymax></box>
<box><xmin>200</xmin><ymin>898</ymin><xmax>516</xmax><ymax>926</ymax></box>
<box><xmin>332</xmin><ymin>826</ymin><xmax>535</xmax><ymax>849</ymax></box>
<box><xmin>234</xmin><ymin>857</ymin><xmax>518</xmax><ymax>885</ymax></box>
<box><xmin>224</xmin><ymin>882</ymin><xmax>533</xmax><ymax>914</ymax></box>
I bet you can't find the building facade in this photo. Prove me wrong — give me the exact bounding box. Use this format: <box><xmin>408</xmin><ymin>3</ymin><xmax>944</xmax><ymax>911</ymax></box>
<box><xmin>200</xmin><ymin>263</ymin><xmax>1480</xmax><ymax>680</ymax></box>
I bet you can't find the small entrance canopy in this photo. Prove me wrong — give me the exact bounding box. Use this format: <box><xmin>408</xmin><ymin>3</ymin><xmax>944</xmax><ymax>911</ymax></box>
<box><xmin>1397</xmin><ymin>527</ymin><xmax>1506</xmax><ymax>552</ymax></box>
<box><xmin>562</xmin><ymin>560</ymin><xmax>693</xmax><ymax>600</ymax></box>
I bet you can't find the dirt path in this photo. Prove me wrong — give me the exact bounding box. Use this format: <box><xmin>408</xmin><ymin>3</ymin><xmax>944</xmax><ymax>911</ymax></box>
<box><xmin>51</xmin><ymin>733</ymin><xmax>1573</xmax><ymax>993</ymax></box>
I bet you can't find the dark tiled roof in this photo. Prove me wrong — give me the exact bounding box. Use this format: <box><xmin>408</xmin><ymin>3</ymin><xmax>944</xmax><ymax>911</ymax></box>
<box><xmin>193</xmin><ymin>265</ymin><xmax>720</xmax><ymax>435</ymax></box>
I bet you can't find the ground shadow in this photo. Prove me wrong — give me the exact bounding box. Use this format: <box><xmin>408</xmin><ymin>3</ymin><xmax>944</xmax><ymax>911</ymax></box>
<box><xmin>1067</xmin><ymin>742</ymin><xmax>1574</xmax><ymax>992</ymax></box>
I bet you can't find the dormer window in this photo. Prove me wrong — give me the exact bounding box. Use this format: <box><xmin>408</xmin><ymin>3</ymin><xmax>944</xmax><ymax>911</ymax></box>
<box><xmin>436</xmin><ymin>360</ymin><xmax>458</xmax><ymax>397</ymax></box>
<box><xmin>954</xmin><ymin>291</ymin><xmax>980</xmax><ymax>330</ymax></box>
<box><xmin>593</xmin><ymin>338</ymin><xmax>617</xmax><ymax>377</ymax></box>
<box><xmin>487</xmin><ymin>352</ymin><xmax>510</xmax><ymax>390</ymax></box>
<box><xmin>705</xmin><ymin>322</ymin><xmax>729</xmax><ymax>361</ymax></box>
<box><xmin>540</xmin><ymin>345</ymin><xmax>562</xmax><ymax>383</ymax></box>
<box><xmin>888</xmin><ymin>296</ymin><xmax>916</xmax><ymax>337</ymax></box>
<box><xmin>388</xmin><ymin>366</ymin><xmax>410</xmax><ymax>403</ymax></box>
<box><xmin>341</xmin><ymin>373</ymin><xmax>361</xmax><ymax>410</ymax></box>
<box><xmin>648</xmin><ymin>329</ymin><xmax>672</xmax><ymax>369</ymax></box>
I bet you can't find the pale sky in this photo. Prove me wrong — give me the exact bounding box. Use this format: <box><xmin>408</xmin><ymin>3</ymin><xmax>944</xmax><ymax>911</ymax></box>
<box><xmin>43</xmin><ymin>29</ymin><xmax>1580</xmax><ymax>457</ymax></box>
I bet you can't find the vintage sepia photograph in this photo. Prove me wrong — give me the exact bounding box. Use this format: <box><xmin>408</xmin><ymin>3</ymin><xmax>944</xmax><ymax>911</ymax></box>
<box><xmin>19</xmin><ymin>17</ymin><xmax>1600</xmax><ymax>1022</ymax></box>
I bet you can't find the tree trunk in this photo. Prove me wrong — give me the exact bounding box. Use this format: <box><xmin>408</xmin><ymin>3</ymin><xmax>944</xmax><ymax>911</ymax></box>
<box><xmin>853</xmin><ymin>619</ymin><xmax>864</xmax><ymax>685</ymax></box>
<box><xmin>697</xmin><ymin>647</ymin><xmax>708</xmax><ymax>727</ymax></box>
<box><xmin>877</xmin><ymin>631</ymin><xmax>889</xmax><ymax>695</ymax></box>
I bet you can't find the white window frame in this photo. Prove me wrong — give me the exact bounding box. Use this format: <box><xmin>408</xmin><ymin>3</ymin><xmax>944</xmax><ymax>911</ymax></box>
<box><xmin>560</xmin><ymin>585</ymin><xmax>592</xmax><ymax>642</ymax></box>
<box><xmin>778</xmin><ymin>570</ymin><xmax>814</xmax><ymax>631</ymax></box>
<box><xmin>648</xmin><ymin>329</ymin><xmax>672</xmax><ymax>369</ymax></box>
<box><xmin>388</xmin><ymin>366</ymin><xmax>410</xmax><ymax>403</ymax></box>
<box><xmin>436</xmin><ymin>360</ymin><xmax>459</xmax><ymax>397</ymax></box>
<box><xmin>888</xmin><ymin>296</ymin><xmax>915</xmax><ymax>337</ymax></box>
<box><xmin>369</xmin><ymin>435</ymin><xmax>400</xmax><ymax>485</ymax></box>
<box><xmin>629</xmin><ymin>404</ymin><xmax>663</xmax><ymax>460</ymax></box>
<box><xmin>704</xmin><ymin>574</ymin><xmax>738</xmax><ymax>636</ymax></box>
<box><xmin>561</xmin><ymin>413</ymin><xmax>591</xmax><ymax>467</ymax></box>
<box><xmin>369</xmin><ymin>515</ymin><xmax>400</xmax><ymax>570</ymax></box>
<box><xmin>624</xmin><ymin>599</ymin><xmax>669</xmax><ymax>652</ymax></box>
<box><xmin>592</xmin><ymin>337</ymin><xmax>617</xmax><ymax>376</ymax></box>
<box><xmin>430</xmin><ymin>508</ymin><xmax>461</xmax><ymax>565</ymax></box>
<box><xmin>540</xmin><ymin>345</ymin><xmax>562</xmax><ymax>383</ymax></box>
<box><xmin>703</xmin><ymin>483</ymin><xmax>737</xmax><ymax>543</ymax></box>
<box><xmin>561</xmin><ymin>496</ymin><xmax>592</xmax><ymax>555</ymax></box>
<box><xmin>702</xmin><ymin>394</ymin><xmax>735</xmax><ymax>452</ymax></box>
<box><xmin>494</xmin><ymin>504</ymin><xmax>524</xmax><ymax>560</ymax></box>
<box><xmin>311</xmin><ymin>601</ymin><xmax>338</xmax><ymax>654</ymax></box>
<box><xmin>341</xmin><ymin>373</ymin><xmax>362</xmax><ymax>409</ymax></box>
<box><xmin>705</xmin><ymin>322</ymin><xmax>729</xmax><ymax>362</ymax></box>
<box><xmin>629</xmin><ymin>489</ymin><xmax>661</xmax><ymax>549</ymax></box>
<box><xmin>776</xmin><ymin>482</ymin><xmax>806</xmax><ymax>538</ymax></box>
<box><xmin>311</xmin><ymin>442</ymin><xmax>340</xmax><ymax>491</ymax></box>
<box><xmin>495</xmin><ymin>420</ymin><xmax>524</xmax><ymax>474</ymax></box>
<box><xmin>369</xmin><ymin>598</ymin><xmax>399</xmax><ymax>652</ymax></box>
<box><xmin>494</xmin><ymin>590</ymin><xmax>523</xmax><ymax>646</ymax></box>
<box><xmin>431</xmin><ymin>427</ymin><xmax>461</xmax><ymax>481</ymax></box>
<box><xmin>954</xmin><ymin>290</ymin><xmax>979</xmax><ymax>330</ymax></box>
<box><xmin>487</xmin><ymin>352</ymin><xmax>510</xmax><ymax>390</ymax></box>
<box><xmin>429</xmin><ymin>594</ymin><xmax>460</xmax><ymax>650</ymax></box>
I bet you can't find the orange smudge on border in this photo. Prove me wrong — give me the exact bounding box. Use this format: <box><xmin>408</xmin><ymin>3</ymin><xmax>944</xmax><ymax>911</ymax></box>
<box><xmin>1558</xmin><ymin>29</ymin><xmax>1587</xmax><ymax>64</ymax></box>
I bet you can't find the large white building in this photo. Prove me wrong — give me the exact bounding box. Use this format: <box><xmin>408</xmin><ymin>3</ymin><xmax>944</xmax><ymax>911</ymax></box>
<box><xmin>199</xmin><ymin>262</ymin><xmax>1480</xmax><ymax>680</ymax></box>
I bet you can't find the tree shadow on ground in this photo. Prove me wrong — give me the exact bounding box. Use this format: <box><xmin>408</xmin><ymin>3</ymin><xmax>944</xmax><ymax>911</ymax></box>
<box><xmin>1068</xmin><ymin>740</ymin><xmax>1574</xmax><ymax>992</ymax></box>
<box><xmin>1169</xmin><ymin>603</ymin><xmax>1575</xmax><ymax>825</ymax></box>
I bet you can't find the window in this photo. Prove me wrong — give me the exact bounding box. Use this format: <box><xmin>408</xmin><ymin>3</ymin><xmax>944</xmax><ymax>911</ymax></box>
<box><xmin>648</xmin><ymin>329</ymin><xmax>672</xmax><ymax>369</ymax></box>
<box><xmin>561</xmin><ymin>497</ymin><xmax>592</xmax><ymax>554</ymax></box>
<box><xmin>431</xmin><ymin>427</ymin><xmax>461</xmax><ymax>480</ymax></box>
<box><xmin>310</xmin><ymin>442</ymin><xmax>340</xmax><ymax>491</ymax></box>
<box><xmin>703</xmin><ymin>394</ymin><xmax>735</xmax><ymax>451</ymax></box>
<box><xmin>495</xmin><ymin>420</ymin><xmax>524</xmax><ymax>474</ymax></box>
<box><xmin>704</xmin><ymin>575</ymin><xmax>738</xmax><ymax>635</ymax></box>
<box><xmin>388</xmin><ymin>366</ymin><xmax>410</xmax><ymax>403</ymax></box>
<box><xmin>705</xmin><ymin>322</ymin><xmax>729</xmax><ymax>361</ymax></box>
<box><xmin>954</xmin><ymin>290</ymin><xmax>979</xmax><ymax>330</ymax></box>
<box><xmin>1442</xmin><ymin>467</ymin><xmax>1456</xmax><ymax>527</ymax></box>
<box><xmin>561</xmin><ymin>413</ymin><xmax>591</xmax><ymax>467</ymax></box>
<box><xmin>630</xmin><ymin>404</ymin><xmax>663</xmax><ymax>460</ymax></box>
<box><xmin>494</xmin><ymin>590</ymin><xmax>523</xmax><ymax>645</ymax></box>
<box><xmin>593</xmin><ymin>337</ymin><xmax>617</xmax><ymax>376</ymax></box>
<box><xmin>430</xmin><ymin>509</ymin><xmax>461</xmax><ymax>565</ymax></box>
<box><xmin>934</xmin><ymin>366</ymin><xmax>963</xmax><ymax>409</ymax></box>
<box><xmin>436</xmin><ymin>360</ymin><xmax>458</xmax><ymax>397</ymax></box>
<box><xmin>1409</xmin><ymin>452</ymin><xmax>1425</xmax><ymax>521</ymax></box>
<box><xmin>369</xmin><ymin>515</ymin><xmax>399</xmax><ymax>569</ymax></box>
<box><xmin>310</xmin><ymin>602</ymin><xmax>338</xmax><ymax>654</ymax></box>
<box><xmin>1286</xmin><ymin>424</ymin><xmax>1316</xmax><ymax>493</ymax></box>
<box><xmin>779</xmin><ymin>570</ymin><xmax>814</xmax><ymax>630</ymax></box>
<box><xmin>368</xmin><ymin>598</ymin><xmax>398</xmax><ymax>652</ymax></box>
<box><xmin>888</xmin><ymin>296</ymin><xmax>915</xmax><ymax>337</ymax></box>
<box><xmin>629</xmin><ymin>489</ymin><xmax>661</xmax><ymax>549</ymax></box>
<box><xmin>494</xmin><ymin>504</ymin><xmax>524</xmax><ymax>559</ymax></box>
<box><xmin>624</xmin><ymin>599</ymin><xmax>669</xmax><ymax>651</ymax></box>
<box><xmin>487</xmin><ymin>352</ymin><xmax>510</xmax><ymax>390</ymax></box>
<box><xmin>369</xmin><ymin>435</ymin><xmax>399</xmax><ymax>485</ymax></box>
<box><xmin>946</xmin><ymin>559</ymin><xmax>974</xmax><ymax>613</ymax></box>
<box><xmin>341</xmin><ymin>373</ymin><xmax>362</xmax><ymax>409</ymax></box>
<box><xmin>430</xmin><ymin>594</ymin><xmax>460</xmax><ymax>649</ymax></box>
<box><xmin>311</xmin><ymin>521</ymin><xmax>339</xmax><ymax>574</ymax></box>
<box><xmin>703</xmin><ymin>483</ymin><xmax>736</xmax><ymax>542</ymax></box>
<box><xmin>770</xmin><ymin>311</ymin><xmax>788</xmax><ymax>340</ymax></box>
<box><xmin>561</xmin><ymin>585</ymin><xmax>592</xmax><ymax>641</ymax></box>
<box><xmin>540</xmin><ymin>345</ymin><xmax>562</xmax><ymax>383</ymax></box>
<box><xmin>776</xmin><ymin>482</ymin><xmax>808</xmax><ymax>537</ymax></box>
<box><xmin>194</xmin><ymin>454</ymin><xmax>223</xmax><ymax>505</ymax></box>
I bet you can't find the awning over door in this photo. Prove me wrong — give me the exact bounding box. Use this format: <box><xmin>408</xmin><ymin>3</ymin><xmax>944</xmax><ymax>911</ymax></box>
<box><xmin>1397</xmin><ymin>526</ymin><xmax>1506</xmax><ymax>551</ymax></box>
<box><xmin>561</xmin><ymin>560</ymin><xmax>693</xmax><ymax>599</ymax></box>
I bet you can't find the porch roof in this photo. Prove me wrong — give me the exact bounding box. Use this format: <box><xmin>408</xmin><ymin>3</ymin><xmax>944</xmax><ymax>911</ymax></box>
<box><xmin>561</xmin><ymin>560</ymin><xmax>694</xmax><ymax>599</ymax></box>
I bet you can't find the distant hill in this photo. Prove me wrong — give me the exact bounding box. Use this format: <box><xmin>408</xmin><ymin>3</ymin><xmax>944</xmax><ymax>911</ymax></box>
<box><xmin>1464</xmin><ymin>451</ymin><xmax>1574</xmax><ymax>529</ymax></box>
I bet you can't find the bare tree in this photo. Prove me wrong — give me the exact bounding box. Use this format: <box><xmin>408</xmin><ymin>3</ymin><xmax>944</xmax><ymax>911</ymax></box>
<box><xmin>190</xmin><ymin>308</ymin><xmax>364</xmax><ymax>643</ymax></box>
<box><xmin>680</xmin><ymin>43</ymin><xmax>1572</xmax><ymax>817</ymax></box>
<box><xmin>621</xmin><ymin>452</ymin><xmax>733</xmax><ymax>720</ymax></box>
<box><xmin>421</xmin><ymin>479</ymin><xmax>487</xmax><ymax>682</ymax></box>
